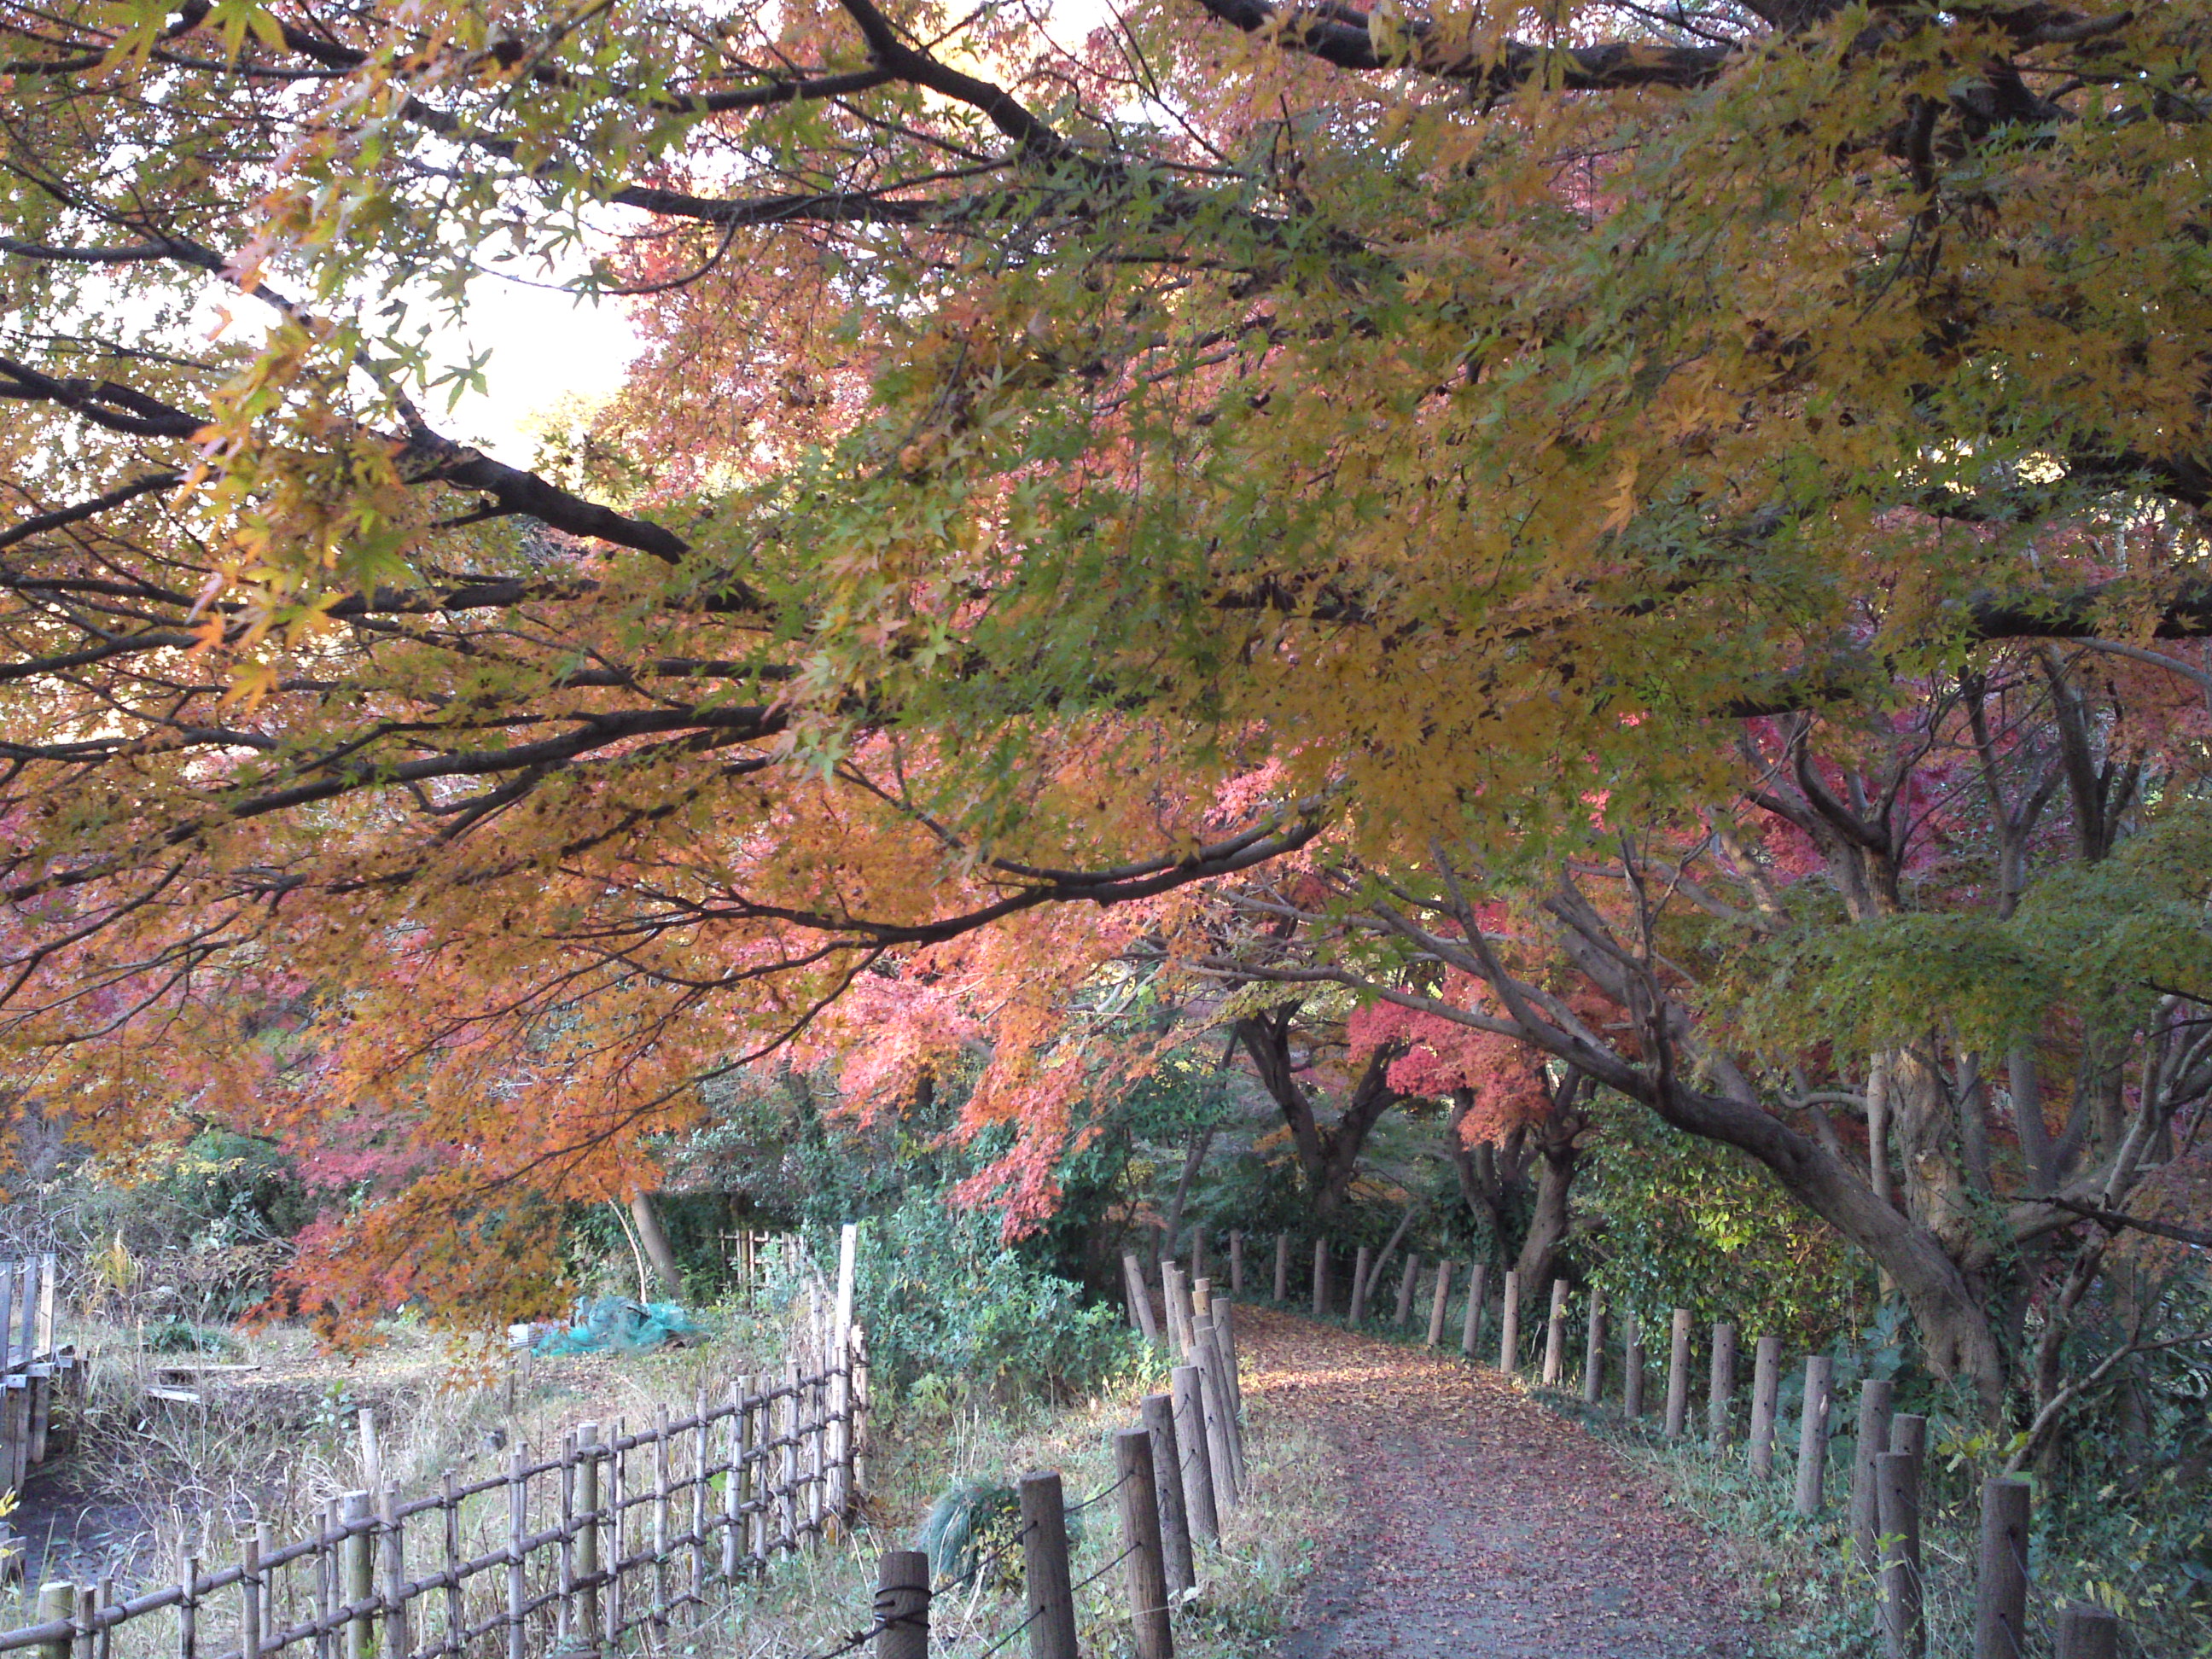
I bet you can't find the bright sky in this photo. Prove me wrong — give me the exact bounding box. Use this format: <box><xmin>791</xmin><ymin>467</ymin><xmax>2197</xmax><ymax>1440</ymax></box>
<box><xmin>435</xmin><ymin>272</ymin><xmax>643</xmax><ymax>467</ymax></box>
<box><xmin>427</xmin><ymin>0</ymin><xmax>1123</xmax><ymax>468</ymax></box>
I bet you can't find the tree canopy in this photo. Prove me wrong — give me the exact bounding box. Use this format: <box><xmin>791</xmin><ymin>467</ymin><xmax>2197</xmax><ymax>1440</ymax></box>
<box><xmin>4</xmin><ymin>0</ymin><xmax>2211</xmax><ymax>1340</ymax></box>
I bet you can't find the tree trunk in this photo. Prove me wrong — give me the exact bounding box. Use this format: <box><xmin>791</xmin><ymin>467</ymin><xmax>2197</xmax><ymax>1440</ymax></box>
<box><xmin>629</xmin><ymin>1192</ymin><xmax>685</xmax><ymax>1301</ymax></box>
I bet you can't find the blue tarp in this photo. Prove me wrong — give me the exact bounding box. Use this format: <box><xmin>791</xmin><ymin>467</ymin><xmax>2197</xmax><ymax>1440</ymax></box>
<box><xmin>531</xmin><ymin>1296</ymin><xmax>709</xmax><ymax>1356</ymax></box>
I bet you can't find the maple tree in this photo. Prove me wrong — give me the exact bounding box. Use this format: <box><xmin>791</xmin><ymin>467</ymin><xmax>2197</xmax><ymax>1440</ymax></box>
<box><xmin>3</xmin><ymin>0</ymin><xmax>2212</xmax><ymax>1360</ymax></box>
<box><xmin>1211</xmin><ymin>653</ymin><xmax>2212</xmax><ymax>1421</ymax></box>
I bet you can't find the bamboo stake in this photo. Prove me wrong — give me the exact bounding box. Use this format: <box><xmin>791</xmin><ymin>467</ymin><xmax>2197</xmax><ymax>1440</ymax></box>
<box><xmin>180</xmin><ymin>1554</ymin><xmax>199</xmax><ymax>1659</ymax></box>
<box><xmin>442</xmin><ymin>1470</ymin><xmax>463</xmax><ymax>1659</ymax></box>
<box><xmin>378</xmin><ymin>1486</ymin><xmax>406</xmax><ymax>1659</ymax></box>
<box><xmin>690</xmin><ymin>1388</ymin><xmax>709</xmax><ymax>1617</ymax></box>
<box><xmin>652</xmin><ymin>1406</ymin><xmax>672</xmax><ymax>1639</ymax></box>
<box><xmin>506</xmin><ymin>1444</ymin><xmax>528</xmax><ymax>1659</ymax></box>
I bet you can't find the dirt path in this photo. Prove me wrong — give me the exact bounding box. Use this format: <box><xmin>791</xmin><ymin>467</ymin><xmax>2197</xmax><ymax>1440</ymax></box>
<box><xmin>1241</xmin><ymin>1306</ymin><xmax>1767</xmax><ymax>1659</ymax></box>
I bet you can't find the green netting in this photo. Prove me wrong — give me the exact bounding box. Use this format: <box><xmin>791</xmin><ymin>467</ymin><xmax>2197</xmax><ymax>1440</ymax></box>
<box><xmin>531</xmin><ymin>1296</ymin><xmax>709</xmax><ymax>1356</ymax></box>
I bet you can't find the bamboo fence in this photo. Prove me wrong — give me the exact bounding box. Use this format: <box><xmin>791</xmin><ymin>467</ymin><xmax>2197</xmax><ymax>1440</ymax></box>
<box><xmin>0</xmin><ymin>1234</ymin><xmax>870</xmax><ymax>1659</ymax></box>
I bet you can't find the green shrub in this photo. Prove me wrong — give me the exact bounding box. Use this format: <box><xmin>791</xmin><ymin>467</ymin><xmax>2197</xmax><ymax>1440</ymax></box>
<box><xmin>824</xmin><ymin>1198</ymin><xmax>1138</xmax><ymax>1406</ymax></box>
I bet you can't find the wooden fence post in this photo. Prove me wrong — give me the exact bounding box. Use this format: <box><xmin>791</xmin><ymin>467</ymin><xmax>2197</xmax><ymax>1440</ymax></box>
<box><xmin>1191</xmin><ymin>1232</ymin><xmax>1208</xmax><ymax>1284</ymax></box>
<box><xmin>1162</xmin><ymin>1263</ymin><xmax>1194</xmax><ymax>1356</ymax></box>
<box><xmin>1622</xmin><ymin>1313</ymin><xmax>1645</xmax><ymax>1417</ymax></box>
<box><xmin>1122</xmin><ymin>1254</ymin><xmax>1156</xmax><ymax>1342</ymax></box>
<box><xmin>1663</xmin><ymin>1309</ymin><xmax>1693</xmax><ymax>1438</ymax></box>
<box><xmin>1229</xmin><ymin>1231</ymin><xmax>1243</xmax><ymax>1295</ymax></box>
<box><xmin>1582</xmin><ymin>1290</ymin><xmax>1606</xmax><ymax>1407</ymax></box>
<box><xmin>1708</xmin><ymin>1323</ymin><xmax>1738</xmax><ymax>1445</ymax></box>
<box><xmin>1192</xmin><ymin>1318</ymin><xmax>1240</xmax><ymax>1507</ymax></box>
<box><xmin>1498</xmin><ymin>1271</ymin><xmax>1521</xmax><ymax>1374</ymax></box>
<box><xmin>341</xmin><ymin>1492</ymin><xmax>375</xmax><ymax>1659</ymax></box>
<box><xmin>1214</xmin><ymin>1300</ymin><xmax>1243</xmax><ymax>1418</ymax></box>
<box><xmin>1139</xmin><ymin>1394</ymin><xmax>1196</xmax><ymax>1597</ymax></box>
<box><xmin>1273</xmin><ymin>1235</ymin><xmax>1289</xmax><ymax>1304</ymax></box>
<box><xmin>36</xmin><ymin>1582</ymin><xmax>73</xmax><ymax>1659</ymax></box>
<box><xmin>1112</xmin><ymin>1429</ymin><xmax>1173</xmax><ymax>1659</ymax></box>
<box><xmin>1974</xmin><ymin>1478</ymin><xmax>2031</xmax><ymax>1659</ymax></box>
<box><xmin>575</xmin><ymin>1425</ymin><xmax>602</xmax><ymax>1648</ymax></box>
<box><xmin>2056</xmin><ymin>1604</ymin><xmax>2119</xmax><ymax>1659</ymax></box>
<box><xmin>1460</xmin><ymin>1263</ymin><xmax>1486</xmax><ymax>1359</ymax></box>
<box><xmin>1541</xmin><ymin>1279</ymin><xmax>1569</xmax><ymax>1387</ymax></box>
<box><xmin>1017</xmin><ymin>1473</ymin><xmax>1079</xmax><ymax>1659</ymax></box>
<box><xmin>1395</xmin><ymin>1255</ymin><xmax>1421</xmax><ymax>1328</ymax></box>
<box><xmin>1849</xmin><ymin>1378</ymin><xmax>1896</xmax><ymax>1566</ymax></box>
<box><xmin>1748</xmin><ymin>1337</ymin><xmax>1781</xmax><ymax>1476</ymax></box>
<box><xmin>1427</xmin><ymin>1262</ymin><xmax>1453</xmax><ymax>1349</ymax></box>
<box><xmin>1347</xmin><ymin>1246</ymin><xmax>1373</xmax><ymax>1325</ymax></box>
<box><xmin>1169</xmin><ymin>1366</ymin><xmax>1219</xmax><ymax>1545</ymax></box>
<box><xmin>1795</xmin><ymin>1356</ymin><xmax>1833</xmax><ymax>1516</ymax></box>
<box><xmin>1312</xmin><ymin>1242</ymin><xmax>1330</xmax><ymax>1319</ymax></box>
<box><xmin>875</xmin><ymin>1551</ymin><xmax>930</xmax><ymax>1659</ymax></box>
<box><xmin>1875</xmin><ymin>1450</ymin><xmax>1924</xmax><ymax>1659</ymax></box>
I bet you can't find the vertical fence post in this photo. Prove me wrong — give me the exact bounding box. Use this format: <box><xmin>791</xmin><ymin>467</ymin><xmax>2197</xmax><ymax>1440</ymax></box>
<box><xmin>1876</xmin><ymin>1449</ymin><xmax>1924</xmax><ymax>1659</ymax></box>
<box><xmin>1214</xmin><ymin>1300</ymin><xmax>1243</xmax><ymax>1419</ymax></box>
<box><xmin>341</xmin><ymin>1492</ymin><xmax>375</xmax><ymax>1659</ymax></box>
<box><xmin>1708</xmin><ymin>1322</ymin><xmax>1738</xmax><ymax>1446</ymax></box>
<box><xmin>720</xmin><ymin>1385</ymin><xmax>746</xmax><ymax>1581</ymax></box>
<box><xmin>875</xmin><ymin>1551</ymin><xmax>930</xmax><ymax>1659</ymax></box>
<box><xmin>1889</xmin><ymin>1412</ymin><xmax>1928</xmax><ymax>1464</ymax></box>
<box><xmin>1169</xmin><ymin>1367</ymin><xmax>1219</xmax><ymax>1545</ymax></box>
<box><xmin>1663</xmin><ymin>1310</ymin><xmax>1693</xmax><ymax>1438</ymax></box>
<box><xmin>1461</xmin><ymin>1263</ymin><xmax>1486</xmax><ymax>1359</ymax></box>
<box><xmin>1347</xmin><ymin>1246</ymin><xmax>1373</xmax><ymax>1325</ymax></box>
<box><xmin>1541</xmin><ymin>1280</ymin><xmax>1569</xmax><ymax>1386</ymax></box>
<box><xmin>1622</xmin><ymin>1313</ymin><xmax>1645</xmax><ymax>1417</ymax></box>
<box><xmin>1394</xmin><ymin>1255</ymin><xmax>1420</xmax><ymax>1328</ymax></box>
<box><xmin>1112</xmin><ymin>1429</ymin><xmax>1174</xmax><ymax>1659</ymax></box>
<box><xmin>1229</xmin><ymin>1231</ymin><xmax>1243</xmax><ymax>1296</ymax></box>
<box><xmin>1795</xmin><ymin>1356</ymin><xmax>1833</xmax><ymax>1516</ymax></box>
<box><xmin>1193</xmin><ymin>1319</ymin><xmax>1240</xmax><ymax>1509</ymax></box>
<box><xmin>1123</xmin><ymin>1254</ymin><xmax>1160</xmax><ymax>1344</ymax></box>
<box><xmin>1427</xmin><ymin>1262</ymin><xmax>1453</xmax><ymax>1349</ymax></box>
<box><xmin>1139</xmin><ymin>1394</ymin><xmax>1196</xmax><ymax>1597</ymax></box>
<box><xmin>1017</xmin><ymin>1473</ymin><xmax>1079</xmax><ymax>1659</ymax></box>
<box><xmin>1498</xmin><ymin>1271</ymin><xmax>1521</xmax><ymax>1374</ymax></box>
<box><xmin>179</xmin><ymin>1555</ymin><xmax>199</xmax><ymax>1659</ymax></box>
<box><xmin>1582</xmin><ymin>1289</ymin><xmax>1606</xmax><ymax>1407</ymax></box>
<box><xmin>1311</xmin><ymin>1242</ymin><xmax>1330</xmax><ymax>1319</ymax></box>
<box><xmin>36</xmin><ymin>1582</ymin><xmax>73</xmax><ymax>1659</ymax></box>
<box><xmin>1974</xmin><ymin>1478</ymin><xmax>2031</xmax><ymax>1659</ymax></box>
<box><xmin>443</xmin><ymin>1469</ymin><xmax>465</xmax><ymax>1655</ymax></box>
<box><xmin>379</xmin><ymin>1485</ymin><xmax>407</xmax><ymax>1659</ymax></box>
<box><xmin>1749</xmin><ymin>1337</ymin><xmax>1781</xmax><ymax>1476</ymax></box>
<box><xmin>1161</xmin><ymin>1263</ymin><xmax>1192</xmax><ymax>1356</ymax></box>
<box><xmin>507</xmin><ymin>1442</ymin><xmax>528</xmax><ymax>1659</ymax></box>
<box><xmin>1191</xmin><ymin>1232</ymin><xmax>1207</xmax><ymax>1285</ymax></box>
<box><xmin>1849</xmin><ymin>1378</ymin><xmax>1896</xmax><ymax>1567</ymax></box>
<box><xmin>2056</xmin><ymin>1604</ymin><xmax>2119</xmax><ymax>1659</ymax></box>
<box><xmin>240</xmin><ymin>1533</ymin><xmax>261</xmax><ymax>1659</ymax></box>
<box><xmin>316</xmin><ymin>1505</ymin><xmax>335</xmax><ymax>1659</ymax></box>
<box><xmin>574</xmin><ymin>1426</ymin><xmax>602</xmax><ymax>1650</ymax></box>
<box><xmin>1273</xmin><ymin>1235</ymin><xmax>1289</xmax><ymax>1304</ymax></box>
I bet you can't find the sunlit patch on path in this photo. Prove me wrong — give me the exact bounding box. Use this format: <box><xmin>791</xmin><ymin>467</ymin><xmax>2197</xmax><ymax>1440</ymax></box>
<box><xmin>1240</xmin><ymin>1306</ymin><xmax>1766</xmax><ymax>1659</ymax></box>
